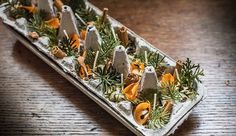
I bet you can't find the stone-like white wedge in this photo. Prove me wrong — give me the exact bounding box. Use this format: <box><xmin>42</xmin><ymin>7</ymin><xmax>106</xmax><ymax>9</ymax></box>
<box><xmin>112</xmin><ymin>45</ymin><xmax>130</xmax><ymax>78</ymax></box>
<box><xmin>84</xmin><ymin>25</ymin><xmax>102</xmax><ymax>51</ymax></box>
<box><xmin>37</xmin><ymin>0</ymin><xmax>55</xmax><ymax>17</ymax></box>
<box><xmin>58</xmin><ymin>5</ymin><xmax>79</xmax><ymax>39</ymax></box>
<box><xmin>140</xmin><ymin>66</ymin><xmax>158</xmax><ymax>91</ymax></box>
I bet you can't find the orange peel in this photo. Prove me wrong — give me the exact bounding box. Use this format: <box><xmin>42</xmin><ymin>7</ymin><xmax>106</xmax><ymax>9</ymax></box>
<box><xmin>45</xmin><ymin>18</ymin><xmax>60</xmax><ymax>29</ymax></box>
<box><xmin>161</xmin><ymin>73</ymin><xmax>175</xmax><ymax>86</ymax></box>
<box><xmin>18</xmin><ymin>5</ymin><xmax>37</xmax><ymax>14</ymax></box>
<box><xmin>134</xmin><ymin>102</ymin><xmax>151</xmax><ymax>125</ymax></box>
<box><xmin>70</xmin><ymin>34</ymin><xmax>80</xmax><ymax>49</ymax></box>
<box><xmin>122</xmin><ymin>81</ymin><xmax>139</xmax><ymax>101</ymax></box>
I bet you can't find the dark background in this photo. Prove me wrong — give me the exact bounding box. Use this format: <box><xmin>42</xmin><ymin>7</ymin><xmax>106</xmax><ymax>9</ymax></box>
<box><xmin>0</xmin><ymin>0</ymin><xmax>236</xmax><ymax>135</ymax></box>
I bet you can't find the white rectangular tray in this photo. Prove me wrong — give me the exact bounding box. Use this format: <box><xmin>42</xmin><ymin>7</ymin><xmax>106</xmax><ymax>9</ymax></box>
<box><xmin>0</xmin><ymin>2</ymin><xmax>206</xmax><ymax>135</ymax></box>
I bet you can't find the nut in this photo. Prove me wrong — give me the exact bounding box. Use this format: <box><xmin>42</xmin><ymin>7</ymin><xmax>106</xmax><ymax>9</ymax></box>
<box><xmin>28</xmin><ymin>32</ymin><xmax>39</xmax><ymax>40</ymax></box>
<box><xmin>51</xmin><ymin>46</ymin><xmax>66</xmax><ymax>59</ymax></box>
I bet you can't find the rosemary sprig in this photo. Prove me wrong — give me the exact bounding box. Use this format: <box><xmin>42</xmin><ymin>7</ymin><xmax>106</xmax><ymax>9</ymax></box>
<box><xmin>178</xmin><ymin>58</ymin><xmax>204</xmax><ymax>100</ymax></box>
<box><xmin>84</xmin><ymin>48</ymin><xmax>96</xmax><ymax>68</ymax></box>
<box><xmin>75</xmin><ymin>7</ymin><xmax>97</xmax><ymax>24</ymax></box>
<box><xmin>83</xmin><ymin>33</ymin><xmax>118</xmax><ymax>68</ymax></box>
<box><xmin>75</xmin><ymin>9</ymin><xmax>119</xmax><ymax>66</ymax></box>
<box><xmin>134</xmin><ymin>50</ymin><xmax>166</xmax><ymax>68</ymax></box>
<box><xmin>28</xmin><ymin>10</ymin><xmax>48</xmax><ymax>28</ymax></box>
<box><xmin>147</xmin><ymin>106</ymin><xmax>171</xmax><ymax>129</ymax></box>
<box><xmin>139</xmin><ymin>89</ymin><xmax>162</xmax><ymax>105</ymax></box>
<box><xmin>161</xmin><ymin>83</ymin><xmax>182</xmax><ymax>102</ymax></box>
<box><xmin>28</xmin><ymin>10</ymin><xmax>58</xmax><ymax>46</ymax></box>
<box><xmin>74</xmin><ymin>3</ymin><xmax>97</xmax><ymax>30</ymax></box>
<box><xmin>95</xmin><ymin>16</ymin><xmax>113</xmax><ymax>36</ymax></box>
<box><xmin>95</xmin><ymin>17</ymin><xmax>120</xmax><ymax>65</ymax></box>
<box><xmin>180</xmin><ymin>58</ymin><xmax>204</xmax><ymax>84</ymax></box>
<box><xmin>98</xmin><ymin>33</ymin><xmax>120</xmax><ymax>64</ymax></box>
<box><xmin>64</xmin><ymin>0</ymin><xmax>97</xmax><ymax>30</ymax></box>
<box><xmin>93</xmin><ymin>64</ymin><xmax>121</xmax><ymax>94</ymax></box>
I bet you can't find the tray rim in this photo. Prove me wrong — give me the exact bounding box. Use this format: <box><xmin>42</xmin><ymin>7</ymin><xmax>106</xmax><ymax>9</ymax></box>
<box><xmin>0</xmin><ymin>2</ymin><xmax>207</xmax><ymax>135</ymax></box>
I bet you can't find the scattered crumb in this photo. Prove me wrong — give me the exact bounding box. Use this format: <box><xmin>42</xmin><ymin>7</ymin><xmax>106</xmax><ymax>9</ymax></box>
<box><xmin>90</xmin><ymin>127</ymin><xmax>97</xmax><ymax>131</ymax></box>
<box><xmin>225</xmin><ymin>80</ymin><xmax>230</xmax><ymax>86</ymax></box>
<box><xmin>31</xmin><ymin>112</ymin><xmax>41</xmax><ymax>118</ymax></box>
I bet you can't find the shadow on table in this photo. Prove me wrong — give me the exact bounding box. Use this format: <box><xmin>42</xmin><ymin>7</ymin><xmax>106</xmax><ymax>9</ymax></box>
<box><xmin>10</xmin><ymin>41</ymin><xmax>134</xmax><ymax>135</ymax></box>
<box><xmin>11</xmin><ymin>40</ymin><xmax>199</xmax><ymax>136</ymax></box>
<box><xmin>171</xmin><ymin>114</ymin><xmax>199</xmax><ymax>136</ymax></box>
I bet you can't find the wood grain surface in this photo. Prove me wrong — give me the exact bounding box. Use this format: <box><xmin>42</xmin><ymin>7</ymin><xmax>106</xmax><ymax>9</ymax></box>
<box><xmin>0</xmin><ymin>0</ymin><xmax>236</xmax><ymax>135</ymax></box>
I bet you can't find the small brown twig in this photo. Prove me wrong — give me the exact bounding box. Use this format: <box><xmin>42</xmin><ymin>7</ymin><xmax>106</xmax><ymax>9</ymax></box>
<box><xmin>101</xmin><ymin>8</ymin><xmax>108</xmax><ymax>24</ymax></box>
<box><xmin>117</xmin><ymin>26</ymin><xmax>129</xmax><ymax>46</ymax></box>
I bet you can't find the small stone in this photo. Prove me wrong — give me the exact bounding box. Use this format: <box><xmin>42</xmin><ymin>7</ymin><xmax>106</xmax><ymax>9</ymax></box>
<box><xmin>38</xmin><ymin>36</ymin><xmax>50</xmax><ymax>47</ymax></box>
<box><xmin>15</xmin><ymin>17</ymin><xmax>27</xmax><ymax>30</ymax></box>
<box><xmin>118</xmin><ymin>101</ymin><xmax>132</xmax><ymax>115</ymax></box>
<box><xmin>89</xmin><ymin>79</ymin><xmax>102</xmax><ymax>90</ymax></box>
<box><xmin>28</xmin><ymin>32</ymin><xmax>39</xmax><ymax>40</ymax></box>
<box><xmin>62</xmin><ymin>57</ymin><xmax>74</xmax><ymax>70</ymax></box>
<box><xmin>225</xmin><ymin>80</ymin><xmax>230</xmax><ymax>86</ymax></box>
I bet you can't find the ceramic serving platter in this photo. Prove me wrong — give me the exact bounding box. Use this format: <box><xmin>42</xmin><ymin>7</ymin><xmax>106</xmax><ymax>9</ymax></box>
<box><xmin>0</xmin><ymin>1</ymin><xmax>206</xmax><ymax>135</ymax></box>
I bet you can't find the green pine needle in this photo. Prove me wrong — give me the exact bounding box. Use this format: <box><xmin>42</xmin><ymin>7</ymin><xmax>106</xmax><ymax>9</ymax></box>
<box><xmin>58</xmin><ymin>36</ymin><xmax>78</xmax><ymax>56</ymax></box>
<box><xmin>178</xmin><ymin>58</ymin><xmax>204</xmax><ymax>100</ymax></box>
<box><xmin>139</xmin><ymin>89</ymin><xmax>162</xmax><ymax>105</ymax></box>
<box><xmin>147</xmin><ymin>106</ymin><xmax>171</xmax><ymax>129</ymax></box>
<box><xmin>134</xmin><ymin>50</ymin><xmax>166</xmax><ymax>69</ymax></box>
<box><xmin>84</xmin><ymin>48</ymin><xmax>96</xmax><ymax>68</ymax></box>
<box><xmin>161</xmin><ymin>83</ymin><xmax>182</xmax><ymax>102</ymax></box>
<box><xmin>28</xmin><ymin>10</ymin><xmax>58</xmax><ymax>47</ymax></box>
<box><xmin>93</xmin><ymin>65</ymin><xmax>121</xmax><ymax>94</ymax></box>
<box><xmin>95</xmin><ymin>17</ymin><xmax>120</xmax><ymax>65</ymax></box>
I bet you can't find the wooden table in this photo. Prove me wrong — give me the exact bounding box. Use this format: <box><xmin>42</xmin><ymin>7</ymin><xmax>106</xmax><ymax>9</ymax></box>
<box><xmin>0</xmin><ymin>0</ymin><xmax>236</xmax><ymax>135</ymax></box>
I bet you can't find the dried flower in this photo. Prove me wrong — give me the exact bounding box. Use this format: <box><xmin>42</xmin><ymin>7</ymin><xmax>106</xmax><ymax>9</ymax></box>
<box><xmin>45</xmin><ymin>18</ymin><xmax>60</xmax><ymax>29</ymax></box>
<box><xmin>123</xmin><ymin>81</ymin><xmax>139</xmax><ymax>101</ymax></box>
<box><xmin>130</xmin><ymin>60</ymin><xmax>145</xmax><ymax>75</ymax></box>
